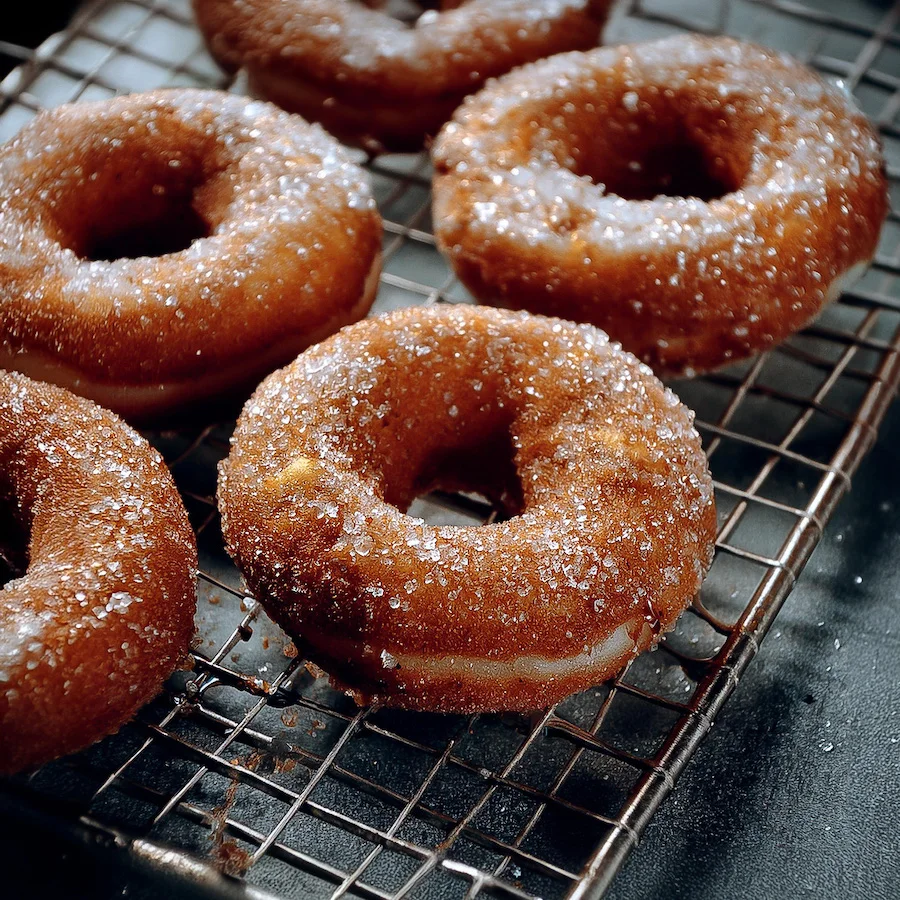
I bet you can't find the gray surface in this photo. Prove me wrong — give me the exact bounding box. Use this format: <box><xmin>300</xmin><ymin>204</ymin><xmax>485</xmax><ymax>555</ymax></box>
<box><xmin>609</xmin><ymin>399</ymin><xmax>900</xmax><ymax>900</ymax></box>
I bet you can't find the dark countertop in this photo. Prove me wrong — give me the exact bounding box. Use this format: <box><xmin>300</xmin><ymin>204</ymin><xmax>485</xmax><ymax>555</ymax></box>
<box><xmin>608</xmin><ymin>398</ymin><xmax>900</xmax><ymax>900</ymax></box>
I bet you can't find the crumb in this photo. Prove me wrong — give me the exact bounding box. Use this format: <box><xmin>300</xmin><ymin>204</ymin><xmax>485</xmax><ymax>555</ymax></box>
<box><xmin>211</xmin><ymin>840</ymin><xmax>251</xmax><ymax>877</ymax></box>
<box><xmin>208</xmin><ymin>775</ymin><xmax>251</xmax><ymax>877</ymax></box>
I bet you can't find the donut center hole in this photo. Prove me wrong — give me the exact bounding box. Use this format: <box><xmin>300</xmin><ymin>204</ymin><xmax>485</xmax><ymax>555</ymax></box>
<box><xmin>86</xmin><ymin>206</ymin><xmax>209</xmax><ymax>261</ymax></box>
<box><xmin>81</xmin><ymin>193</ymin><xmax>211</xmax><ymax>261</ymax></box>
<box><xmin>407</xmin><ymin>489</ymin><xmax>500</xmax><ymax>528</ymax></box>
<box><xmin>364</xmin><ymin>0</ymin><xmax>461</xmax><ymax>25</ymax></box>
<box><xmin>397</xmin><ymin>420</ymin><xmax>523</xmax><ymax>528</ymax></box>
<box><xmin>54</xmin><ymin>152</ymin><xmax>216</xmax><ymax>262</ymax></box>
<box><xmin>0</xmin><ymin>503</ymin><xmax>28</xmax><ymax>588</ymax></box>
<box><xmin>573</xmin><ymin>116</ymin><xmax>743</xmax><ymax>202</ymax></box>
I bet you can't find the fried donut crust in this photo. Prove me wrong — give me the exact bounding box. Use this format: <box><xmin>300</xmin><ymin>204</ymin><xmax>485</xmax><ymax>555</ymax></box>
<box><xmin>0</xmin><ymin>89</ymin><xmax>381</xmax><ymax>423</ymax></box>
<box><xmin>218</xmin><ymin>306</ymin><xmax>716</xmax><ymax>712</ymax></box>
<box><xmin>0</xmin><ymin>371</ymin><xmax>197</xmax><ymax>775</ymax></box>
<box><xmin>433</xmin><ymin>35</ymin><xmax>888</xmax><ymax>376</ymax></box>
<box><xmin>193</xmin><ymin>0</ymin><xmax>613</xmax><ymax>152</ymax></box>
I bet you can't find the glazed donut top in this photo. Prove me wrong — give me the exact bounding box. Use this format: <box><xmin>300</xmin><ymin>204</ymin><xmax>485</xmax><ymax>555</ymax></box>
<box><xmin>433</xmin><ymin>36</ymin><xmax>887</xmax><ymax>361</ymax></box>
<box><xmin>219</xmin><ymin>305</ymin><xmax>715</xmax><ymax>672</ymax></box>
<box><xmin>193</xmin><ymin>0</ymin><xmax>612</xmax><ymax>99</ymax></box>
<box><xmin>0</xmin><ymin>90</ymin><xmax>379</xmax><ymax>392</ymax></box>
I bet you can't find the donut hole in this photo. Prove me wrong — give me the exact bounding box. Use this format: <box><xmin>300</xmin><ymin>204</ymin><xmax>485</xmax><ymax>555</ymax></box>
<box><xmin>0</xmin><ymin>502</ymin><xmax>28</xmax><ymax>587</ymax></box>
<box><xmin>367</xmin><ymin>0</ymin><xmax>461</xmax><ymax>25</ymax></box>
<box><xmin>380</xmin><ymin>414</ymin><xmax>524</xmax><ymax>527</ymax></box>
<box><xmin>54</xmin><ymin>152</ymin><xmax>215</xmax><ymax>261</ymax></box>
<box><xmin>407</xmin><ymin>488</ymin><xmax>499</xmax><ymax>527</ymax></box>
<box><xmin>569</xmin><ymin>101</ymin><xmax>749</xmax><ymax>202</ymax></box>
<box><xmin>84</xmin><ymin>199</ymin><xmax>210</xmax><ymax>261</ymax></box>
<box><xmin>410</xmin><ymin>428</ymin><xmax>524</xmax><ymax>526</ymax></box>
<box><xmin>583</xmin><ymin>139</ymin><xmax>735</xmax><ymax>202</ymax></box>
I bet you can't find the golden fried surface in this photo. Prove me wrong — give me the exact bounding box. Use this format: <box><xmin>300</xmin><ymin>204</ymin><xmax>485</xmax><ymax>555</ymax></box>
<box><xmin>219</xmin><ymin>306</ymin><xmax>716</xmax><ymax>712</ymax></box>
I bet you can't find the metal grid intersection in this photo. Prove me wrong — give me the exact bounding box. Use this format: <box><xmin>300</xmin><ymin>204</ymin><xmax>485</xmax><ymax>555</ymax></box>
<box><xmin>2</xmin><ymin>0</ymin><xmax>899</xmax><ymax>898</ymax></box>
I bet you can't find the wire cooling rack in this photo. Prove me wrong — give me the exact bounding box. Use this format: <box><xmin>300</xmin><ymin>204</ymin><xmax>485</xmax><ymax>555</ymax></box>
<box><xmin>2</xmin><ymin>0</ymin><xmax>899</xmax><ymax>898</ymax></box>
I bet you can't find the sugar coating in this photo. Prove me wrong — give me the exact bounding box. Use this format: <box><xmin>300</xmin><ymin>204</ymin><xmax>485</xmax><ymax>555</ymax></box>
<box><xmin>0</xmin><ymin>89</ymin><xmax>381</xmax><ymax>421</ymax></box>
<box><xmin>193</xmin><ymin>0</ymin><xmax>613</xmax><ymax>150</ymax></box>
<box><xmin>218</xmin><ymin>306</ymin><xmax>717</xmax><ymax>713</ymax></box>
<box><xmin>432</xmin><ymin>35</ymin><xmax>888</xmax><ymax>376</ymax></box>
<box><xmin>0</xmin><ymin>371</ymin><xmax>197</xmax><ymax>774</ymax></box>
<box><xmin>196</xmin><ymin>0</ymin><xmax>611</xmax><ymax>93</ymax></box>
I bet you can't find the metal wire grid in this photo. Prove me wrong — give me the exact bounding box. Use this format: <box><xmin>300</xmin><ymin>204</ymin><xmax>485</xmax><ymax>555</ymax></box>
<box><xmin>1</xmin><ymin>0</ymin><xmax>899</xmax><ymax>898</ymax></box>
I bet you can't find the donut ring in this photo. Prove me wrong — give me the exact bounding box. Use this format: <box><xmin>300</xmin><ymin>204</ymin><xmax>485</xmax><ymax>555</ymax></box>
<box><xmin>0</xmin><ymin>89</ymin><xmax>382</xmax><ymax>423</ymax></box>
<box><xmin>192</xmin><ymin>0</ymin><xmax>613</xmax><ymax>152</ymax></box>
<box><xmin>0</xmin><ymin>371</ymin><xmax>197</xmax><ymax>775</ymax></box>
<box><xmin>433</xmin><ymin>35</ymin><xmax>889</xmax><ymax>376</ymax></box>
<box><xmin>218</xmin><ymin>306</ymin><xmax>716</xmax><ymax>713</ymax></box>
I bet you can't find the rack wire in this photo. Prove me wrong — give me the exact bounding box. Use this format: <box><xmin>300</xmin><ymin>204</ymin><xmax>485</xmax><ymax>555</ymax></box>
<box><xmin>1</xmin><ymin>0</ymin><xmax>899</xmax><ymax>897</ymax></box>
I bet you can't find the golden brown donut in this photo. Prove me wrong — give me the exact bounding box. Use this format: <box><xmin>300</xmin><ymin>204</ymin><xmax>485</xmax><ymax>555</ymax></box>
<box><xmin>0</xmin><ymin>371</ymin><xmax>197</xmax><ymax>775</ymax></box>
<box><xmin>218</xmin><ymin>306</ymin><xmax>716</xmax><ymax>713</ymax></box>
<box><xmin>0</xmin><ymin>89</ymin><xmax>382</xmax><ymax>424</ymax></box>
<box><xmin>432</xmin><ymin>35</ymin><xmax>889</xmax><ymax>376</ymax></box>
<box><xmin>192</xmin><ymin>0</ymin><xmax>613</xmax><ymax>152</ymax></box>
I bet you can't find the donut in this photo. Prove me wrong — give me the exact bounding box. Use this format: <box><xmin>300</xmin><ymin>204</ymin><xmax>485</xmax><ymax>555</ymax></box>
<box><xmin>218</xmin><ymin>305</ymin><xmax>716</xmax><ymax>713</ymax></box>
<box><xmin>0</xmin><ymin>371</ymin><xmax>197</xmax><ymax>775</ymax></box>
<box><xmin>192</xmin><ymin>0</ymin><xmax>614</xmax><ymax>153</ymax></box>
<box><xmin>432</xmin><ymin>35</ymin><xmax>889</xmax><ymax>376</ymax></box>
<box><xmin>0</xmin><ymin>89</ymin><xmax>382</xmax><ymax>424</ymax></box>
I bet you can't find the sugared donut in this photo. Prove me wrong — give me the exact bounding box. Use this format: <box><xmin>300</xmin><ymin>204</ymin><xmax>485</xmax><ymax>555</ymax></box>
<box><xmin>433</xmin><ymin>35</ymin><xmax>888</xmax><ymax>376</ymax></box>
<box><xmin>0</xmin><ymin>371</ymin><xmax>197</xmax><ymax>775</ymax></box>
<box><xmin>0</xmin><ymin>89</ymin><xmax>382</xmax><ymax>424</ymax></box>
<box><xmin>192</xmin><ymin>0</ymin><xmax>613</xmax><ymax>153</ymax></box>
<box><xmin>218</xmin><ymin>305</ymin><xmax>716</xmax><ymax>713</ymax></box>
